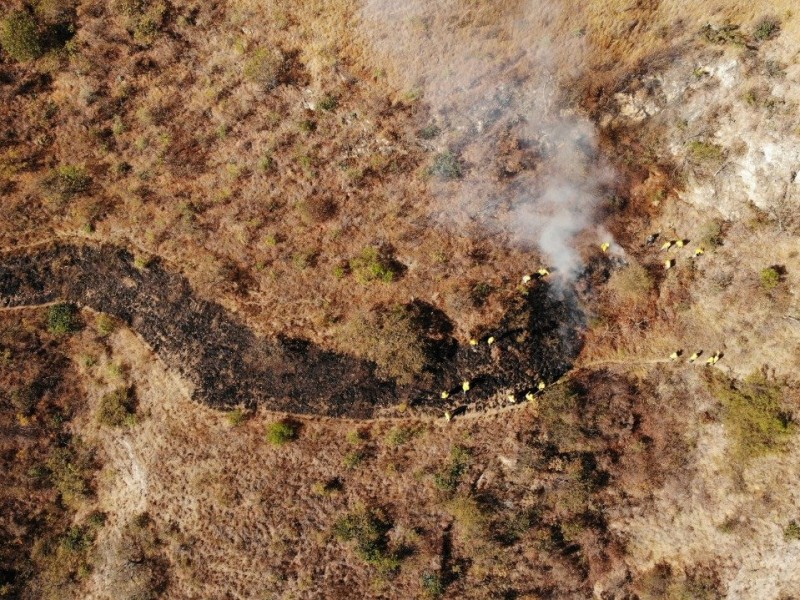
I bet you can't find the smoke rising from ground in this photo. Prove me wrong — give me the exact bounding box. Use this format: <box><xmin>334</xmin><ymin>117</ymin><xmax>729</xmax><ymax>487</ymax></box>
<box><xmin>360</xmin><ymin>0</ymin><xmax>614</xmax><ymax>279</ymax></box>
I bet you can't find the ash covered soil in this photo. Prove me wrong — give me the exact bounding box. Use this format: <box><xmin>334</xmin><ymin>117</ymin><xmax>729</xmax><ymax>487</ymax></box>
<box><xmin>0</xmin><ymin>242</ymin><xmax>584</xmax><ymax>418</ymax></box>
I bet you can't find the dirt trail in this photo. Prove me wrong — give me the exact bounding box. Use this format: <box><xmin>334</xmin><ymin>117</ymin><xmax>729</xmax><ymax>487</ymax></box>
<box><xmin>0</xmin><ymin>241</ymin><xmax>584</xmax><ymax>418</ymax></box>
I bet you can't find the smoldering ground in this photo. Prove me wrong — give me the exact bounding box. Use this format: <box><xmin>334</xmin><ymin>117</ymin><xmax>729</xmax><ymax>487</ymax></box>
<box><xmin>360</xmin><ymin>0</ymin><xmax>618</xmax><ymax>280</ymax></box>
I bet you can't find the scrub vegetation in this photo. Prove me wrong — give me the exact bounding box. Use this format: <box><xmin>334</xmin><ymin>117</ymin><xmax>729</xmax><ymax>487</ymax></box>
<box><xmin>1</xmin><ymin>0</ymin><xmax>799</xmax><ymax>598</ymax></box>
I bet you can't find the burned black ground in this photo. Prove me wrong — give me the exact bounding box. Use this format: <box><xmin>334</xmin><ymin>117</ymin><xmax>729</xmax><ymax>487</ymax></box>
<box><xmin>0</xmin><ymin>243</ymin><xmax>584</xmax><ymax>417</ymax></box>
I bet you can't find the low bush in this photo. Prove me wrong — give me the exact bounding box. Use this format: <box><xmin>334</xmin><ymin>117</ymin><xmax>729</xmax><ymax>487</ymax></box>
<box><xmin>445</xmin><ymin>495</ymin><xmax>487</xmax><ymax>539</ymax></box>
<box><xmin>346</xmin><ymin>305</ymin><xmax>431</xmax><ymax>385</ymax></box>
<box><xmin>343</xmin><ymin>449</ymin><xmax>367</xmax><ymax>469</ymax></box>
<box><xmin>96</xmin><ymin>314</ymin><xmax>115</xmax><ymax>336</ymax></box>
<box><xmin>298</xmin><ymin>196</ymin><xmax>337</xmax><ymax>223</ymax></box>
<box><xmin>318</xmin><ymin>95</ymin><xmax>338</xmax><ymax>111</ymax></box>
<box><xmin>385</xmin><ymin>426</ymin><xmax>415</xmax><ymax>447</ymax></box>
<box><xmin>421</xmin><ymin>571</ymin><xmax>445</xmax><ymax>597</ymax></box>
<box><xmin>418</xmin><ymin>124</ymin><xmax>441</xmax><ymax>140</ymax></box>
<box><xmin>700</xmin><ymin>23</ymin><xmax>745</xmax><ymax>45</ymax></box>
<box><xmin>115</xmin><ymin>0</ymin><xmax>167</xmax><ymax>45</ymax></box>
<box><xmin>226</xmin><ymin>408</ymin><xmax>248</xmax><ymax>427</ymax></box>
<box><xmin>346</xmin><ymin>428</ymin><xmax>367</xmax><ymax>444</ymax></box>
<box><xmin>784</xmin><ymin>520</ymin><xmax>800</xmax><ymax>541</ymax></box>
<box><xmin>699</xmin><ymin>219</ymin><xmax>724</xmax><ymax>248</ymax></box>
<box><xmin>45</xmin><ymin>437</ymin><xmax>94</xmax><ymax>506</ymax></box>
<box><xmin>687</xmin><ymin>140</ymin><xmax>724</xmax><ymax>162</ymax></box>
<box><xmin>607</xmin><ymin>262</ymin><xmax>653</xmax><ymax>304</ymax></box>
<box><xmin>32</xmin><ymin>516</ymin><xmax>105</xmax><ymax>594</ymax></box>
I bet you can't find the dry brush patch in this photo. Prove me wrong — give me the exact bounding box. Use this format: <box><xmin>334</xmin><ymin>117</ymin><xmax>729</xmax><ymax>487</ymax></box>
<box><xmin>0</xmin><ymin>315</ymin><xmax>709</xmax><ymax>598</ymax></box>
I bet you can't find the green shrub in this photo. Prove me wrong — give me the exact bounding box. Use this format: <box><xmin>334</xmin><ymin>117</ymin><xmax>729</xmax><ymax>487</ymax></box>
<box><xmin>97</xmin><ymin>387</ymin><xmax>136</xmax><ymax>427</ymax></box>
<box><xmin>753</xmin><ymin>16</ymin><xmax>780</xmax><ymax>41</ymax></box>
<box><xmin>428</xmin><ymin>150</ymin><xmax>462</xmax><ymax>179</ymax></box>
<box><xmin>445</xmin><ymin>495</ymin><xmax>487</xmax><ymax>539</ymax></box>
<box><xmin>226</xmin><ymin>408</ymin><xmax>248</xmax><ymax>426</ymax></box>
<box><xmin>266</xmin><ymin>420</ymin><xmax>296</xmax><ymax>445</ymax></box>
<box><xmin>44</xmin><ymin>165</ymin><xmax>91</xmax><ymax>199</ymax></box>
<box><xmin>433</xmin><ymin>446</ymin><xmax>470</xmax><ymax>493</ymax></box>
<box><xmin>351</xmin><ymin>247</ymin><xmax>400</xmax><ymax>284</ymax></box>
<box><xmin>45</xmin><ymin>438</ymin><xmax>93</xmax><ymax>505</ymax></box>
<box><xmin>343</xmin><ymin>449</ymin><xmax>366</xmax><ymax>469</ymax></box>
<box><xmin>96</xmin><ymin>314</ymin><xmax>115</xmax><ymax>336</ymax></box>
<box><xmin>244</xmin><ymin>48</ymin><xmax>284</xmax><ymax>89</ymax></box>
<box><xmin>421</xmin><ymin>571</ymin><xmax>444</xmax><ymax>597</ymax></box>
<box><xmin>784</xmin><ymin>520</ymin><xmax>800</xmax><ymax>541</ymax></box>
<box><xmin>687</xmin><ymin>140</ymin><xmax>724</xmax><ymax>162</ymax></box>
<box><xmin>709</xmin><ymin>371</ymin><xmax>793</xmax><ymax>461</ymax></box>
<box><xmin>318</xmin><ymin>95</ymin><xmax>338</xmax><ymax>111</ymax></box>
<box><xmin>333</xmin><ymin>507</ymin><xmax>401</xmax><ymax>572</ymax></box>
<box><xmin>760</xmin><ymin>266</ymin><xmax>781</xmax><ymax>290</ymax></box>
<box><xmin>47</xmin><ymin>303</ymin><xmax>79</xmax><ymax>335</ymax></box>
<box><xmin>346</xmin><ymin>428</ymin><xmax>367</xmax><ymax>445</ymax></box>
<box><xmin>0</xmin><ymin>10</ymin><xmax>44</xmax><ymax>62</ymax></box>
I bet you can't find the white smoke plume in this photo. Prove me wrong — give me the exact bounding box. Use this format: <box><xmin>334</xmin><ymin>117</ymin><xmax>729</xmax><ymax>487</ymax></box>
<box><xmin>360</xmin><ymin>0</ymin><xmax>616</xmax><ymax>280</ymax></box>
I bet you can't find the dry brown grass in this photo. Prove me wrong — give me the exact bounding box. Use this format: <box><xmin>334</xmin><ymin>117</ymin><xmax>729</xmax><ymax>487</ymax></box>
<box><xmin>0</xmin><ymin>319</ymin><xmax>686</xmax><ymax>598</ymax></box>
<box><xmin>2</xmin><ymin>1</ymin><xmax>800</xmax><ymax>597</ymax></box>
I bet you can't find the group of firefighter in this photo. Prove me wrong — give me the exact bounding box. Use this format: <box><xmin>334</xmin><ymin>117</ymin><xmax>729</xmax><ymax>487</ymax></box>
<box><xmin>440</xmin><ymin>235</ymin><xmax>721</xmax><ymax>420</ymax></box>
